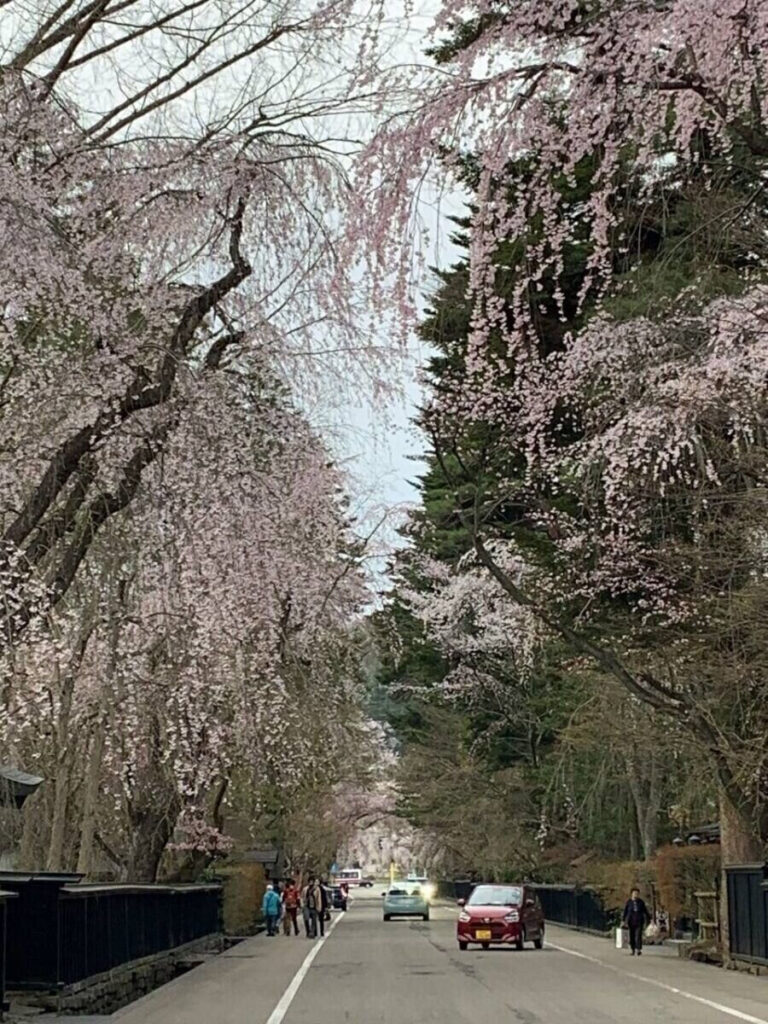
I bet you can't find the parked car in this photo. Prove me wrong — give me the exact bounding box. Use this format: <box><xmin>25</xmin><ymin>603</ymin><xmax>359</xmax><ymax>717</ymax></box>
<box><xmin>383</xmin><ymin>886</ymin><xmax>430</xmax><ymax>922</ymax></box>
<box><xmin>456</xmin><ymin>884</ymin><xmax>545</xmax><ymax>951</ymax></box>
<box><xmin>329</xmin><ymin>884</ymin><xmax>348</xmax><ymax>911</ymax></box>
<box><xmin>359</xmin><ymin>875</ymin><xmax>375</xmax><ymax>888</ymax></box>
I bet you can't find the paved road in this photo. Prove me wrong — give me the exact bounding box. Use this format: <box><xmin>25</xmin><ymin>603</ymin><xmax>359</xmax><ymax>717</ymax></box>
<box><xmin>111</xmin><ymin>886</ymin><xmax>768</xmax><ymax>1024</ymax></box>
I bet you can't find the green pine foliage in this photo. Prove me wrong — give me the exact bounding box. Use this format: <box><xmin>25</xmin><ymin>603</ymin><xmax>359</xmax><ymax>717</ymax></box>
<box><xmin>368</xmin><ymin>45</ymin><xmax>768</xmax><ymax>876</ymax></box>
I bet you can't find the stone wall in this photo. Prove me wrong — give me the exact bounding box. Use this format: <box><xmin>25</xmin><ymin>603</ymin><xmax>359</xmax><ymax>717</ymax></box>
<box><xmin>10</xmin><ymin>933</ymin><xmax>222</xmax><ymax>1016</ymax></box>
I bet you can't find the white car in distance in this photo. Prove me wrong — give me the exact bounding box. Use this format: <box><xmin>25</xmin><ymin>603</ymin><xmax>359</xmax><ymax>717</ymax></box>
<box><xmin>405</xmin><ymin>873</ymin><xmax>435</xmax><ymax>902</ymax></box>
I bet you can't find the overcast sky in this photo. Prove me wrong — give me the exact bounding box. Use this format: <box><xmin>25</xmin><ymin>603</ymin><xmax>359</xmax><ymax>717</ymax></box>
<box><xmin>324</xmin><ymin>1</ymin><xmax>467</xmax><ymax>587</ymax></box>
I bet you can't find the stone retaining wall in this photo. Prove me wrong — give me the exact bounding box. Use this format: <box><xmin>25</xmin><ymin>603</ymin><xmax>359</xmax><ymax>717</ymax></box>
<box><xmin>10</xmin><ymin>933</ymin><xmax>222</xmax><ymax>1016</ymax></box>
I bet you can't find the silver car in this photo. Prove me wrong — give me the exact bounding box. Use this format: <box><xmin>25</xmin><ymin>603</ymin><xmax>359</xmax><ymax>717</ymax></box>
<box><xmin>382</xmin><ymin>886</ymin><xmax>430</xmax><ymax>922</ymax></box>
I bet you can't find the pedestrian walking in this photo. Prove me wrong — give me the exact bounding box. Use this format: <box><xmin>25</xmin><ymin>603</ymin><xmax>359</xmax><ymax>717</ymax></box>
<box><xmin>302</xmin><ymin>875</ymin><xmax>319</xmax><ymax>938</ymax></box>
<box><xmin>304</xmin><ymin>875</ymin><xmax>327</xmax><ymax>938</ymax></box>
<box><xmin>316</xmin><ymin>877</ymin><xmax>330</xmax><ymax>937</ymax></box>
<box><xmin>262</xmin><ymin>882</ymin><xmax>281</xmax><ymax>937</ymax></box>
<box><xmin>301</xmin><ymin>887</ymin><xmax>312</xmax><ymax>937</ymax></box>
<box><xmin>282</xmin><ymin>879</ymin><xmax>300</xmax><ymax>936</ymax></box>
<box><xmin>622</xmin><ymin>887</ymin><xmax>651</xmax><ymax>955</ymax></box>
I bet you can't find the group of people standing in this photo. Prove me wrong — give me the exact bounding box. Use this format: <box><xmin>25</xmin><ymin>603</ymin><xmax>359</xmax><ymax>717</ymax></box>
<box><xmin>261</xmin><ymin>876</ymin><xmax>340</xmax><ymax>939</ymax></box>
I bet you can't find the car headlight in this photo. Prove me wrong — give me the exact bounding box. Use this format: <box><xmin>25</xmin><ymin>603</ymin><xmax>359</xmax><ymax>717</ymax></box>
<box><xmin>421</xmin><ymin>883</ymin><xmax>435</xmax><ymax>900</ymax></box>
<box><xmin>503</xmin><ymin>909</ymin><xmax>520</xmax><ymax>923</ymax></box>
<box><xmin>459</xmin><ymin>911</ymin><xmax>471</xmax><ymax>923</ymax></box>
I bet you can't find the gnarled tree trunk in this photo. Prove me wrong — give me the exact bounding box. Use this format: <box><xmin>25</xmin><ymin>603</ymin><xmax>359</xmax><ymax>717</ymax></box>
<box><xmin>125</xmin><ymin>799</ymin><xmax>181</xmax><ymax>882</ymax></box>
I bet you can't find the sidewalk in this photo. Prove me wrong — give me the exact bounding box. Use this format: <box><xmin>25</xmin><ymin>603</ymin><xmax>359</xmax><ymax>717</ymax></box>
<box><xmin>6</xmin><ymin>934</ymin><xmax>310</xmax><ymax>1024</ymax></box>
<box><xmin>546</xmin><ymin>923</ymin><xmax>768</xmax><ymax>1023</ymax></box>
<box><xmin>111</xmin><ymin>931</ymin><xmax>314</xmax><ymax>1024</ymax></box>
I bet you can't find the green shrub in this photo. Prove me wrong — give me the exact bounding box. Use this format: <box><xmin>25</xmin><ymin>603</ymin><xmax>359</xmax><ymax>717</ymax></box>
<box><xmin>656</xmin><ymin>844</ymin><xmax>720</xmax><ymax>921</ymax></box>
<box><xmin>217</xmin><ymin>862</ymin><xmax>267</xmax><ymax>934</ymax></box>
<box><xmin>587</xmin><ymin>860</ymin><xmax>656</xmax><ymax>914</ymax></box>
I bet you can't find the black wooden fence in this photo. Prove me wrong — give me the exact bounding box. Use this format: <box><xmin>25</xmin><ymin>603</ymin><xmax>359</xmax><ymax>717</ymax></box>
<box><xmin>58</xmin><ymin>884</ymin><xmax>222</xmax><ymax>985</ymax></box>
<box><xmin>0</xmin><ymin>890</ymin><xmax>16</xmax><ymax>1017</ymax></box>
<box><xmin>1</xmin><ymin>872</ymin><xmax>77</xmax><ymax>990</ymax></box>
<box><xmin>0</xmin><ymin>872</ymin><xmax>221</xmax><ymax>992</ymax></box>
<box><xmin>726</xmin><ymin>864</ymin><xmax>768</xmax><ymax>966</ymax></box>
<box><xmin>437</xmin><ymin>879</ymin><xmax>475</xmax><ymax>902</ymax></box>
<box><xmin>530</xmin><ymin>884</ymin><xmax>613</xmax><ymax>934</ymax></box>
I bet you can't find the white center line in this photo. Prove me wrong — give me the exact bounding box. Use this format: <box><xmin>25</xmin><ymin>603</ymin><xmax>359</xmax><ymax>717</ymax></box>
<box><xmin>546</xmin><ymin>940</ymin><xmax>768</xmax><ymax>1024</ymax></box>
<box><xmin>265</xmin><ymin>912</ymin><xmax>345</xmax><ymax>1024</ymax></box>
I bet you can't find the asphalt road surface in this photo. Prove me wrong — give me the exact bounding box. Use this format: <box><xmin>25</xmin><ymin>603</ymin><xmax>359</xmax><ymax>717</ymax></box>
<box><xmin>110</xmin><ymin>884</ymin><xmax>768</xmax><ymax>1024</ymax></box>
<box><xmin>279</xmin><ymin>887</ymin><xmax>768</xmax><ymax>1024</ymax></box>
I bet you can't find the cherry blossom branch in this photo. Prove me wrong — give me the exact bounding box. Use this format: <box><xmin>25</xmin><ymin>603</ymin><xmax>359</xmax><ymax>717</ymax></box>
<box><xmin>658</xmin><ymin>75</ymin><xmax>768</xmax><ymax>158</ymax></box>
<box><xmin>3</xmin><ymin>201</ymin><xmax>250</xmax><ymax>555</ymax></box>
<box><xmin>471</xmin><ymin>534</ymin><xmax>682</xmax><ymax>715</ymax></box>
<box><xmin>1</xmin><ymin>200</ymin><xmax>251</xmax><ymax>649</ymax></box>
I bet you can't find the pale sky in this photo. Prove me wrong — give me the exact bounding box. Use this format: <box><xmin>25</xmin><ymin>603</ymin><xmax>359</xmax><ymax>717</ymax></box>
<box><xmin>308</xmin><ymin>1</ymin><xmax>468</xmax><ymax>587</ymax></box>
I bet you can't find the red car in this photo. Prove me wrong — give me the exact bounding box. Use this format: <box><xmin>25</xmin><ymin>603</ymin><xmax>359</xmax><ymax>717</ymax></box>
<box><xmin>456</xmin><ymin>884</ymin><xmax>545</xmax><ymax>951</ymax></box>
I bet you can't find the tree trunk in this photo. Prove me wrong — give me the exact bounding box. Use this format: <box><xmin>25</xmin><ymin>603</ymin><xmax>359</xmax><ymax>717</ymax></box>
<box><xmin>627</xmin><ymin>788</ymin><xmax>639</xmax><ymax>861</ymax></box>
<box><xmin>47</xmin><ymin>625</ymin><xmax>93</xmax><ymax>871</ymax></box>
<box><xmin>46</xmin><ymin>759</ymin><xmax>71</xmax><ymax>871</ymax></box>
<box><xmin>125</xmin><ymin>803</ymin><xmax>180</xmax><ymax>882</ymax></box>
<box><xmin>47</xmin><ymin>667</ymin><xmax>74</xmax><ymax>871</ymax></box>
<box><xmin>640</xmin><ymin>752</ymin><xmax>660</xmax><ymax>861</ymax></box>
<box><xmin>122</xmin><ymin>703</ymin><xmax>182</xmax><ymax>881</ymax></box>
<box><xmin>76</xmin><ymin>716</ymin><xmax>106</xmax><ymax>877</ymax></box>
<box><xmin>78</xmin><ymin>590</ymin><xmax>120</xmax><ymax>877</ymax></box>
<box><xmin>719</xmin><ymin>788</ymin><xmax>763</xmax><ymax>958</ymax></box>
<box><xmin>626</xmin><ymin>750</ymin><xmax>660</xmax><ymax>861</ymax></box>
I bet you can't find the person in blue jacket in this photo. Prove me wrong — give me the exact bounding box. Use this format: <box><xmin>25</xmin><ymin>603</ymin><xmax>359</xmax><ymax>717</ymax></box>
<box><xmin>262</xmin><ymin>883</ymin><xmax>281</xmax><ymax>936</ymax></box>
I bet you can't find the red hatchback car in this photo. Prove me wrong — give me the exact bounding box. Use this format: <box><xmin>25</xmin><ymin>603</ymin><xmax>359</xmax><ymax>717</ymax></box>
<box><xmin>456</xmin><ymin>884</ymin><xmax>545</xmax><ymax>951</ymax></box>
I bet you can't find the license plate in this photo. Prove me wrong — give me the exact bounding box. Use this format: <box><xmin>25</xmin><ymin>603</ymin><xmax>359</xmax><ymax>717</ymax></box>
<box><xmin>475</xmin><ymin>929</ymin><xmax>492</xmax><ymax>941</ymax></box>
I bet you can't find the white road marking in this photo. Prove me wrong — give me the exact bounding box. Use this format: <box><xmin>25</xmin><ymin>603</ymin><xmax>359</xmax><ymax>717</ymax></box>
<box><xmin>265</xmin><ymin>912</ymin><xmax>344</xmax><ymax>1024</ymax></box>
<box><xmin>546</xmin><ymin>940</ymin><xmax>768</xmax><ymax>1024</ymax></box>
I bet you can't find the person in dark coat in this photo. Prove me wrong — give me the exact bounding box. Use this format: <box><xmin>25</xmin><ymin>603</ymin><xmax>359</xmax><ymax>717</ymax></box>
<box><xmin>302</xmin><ymin>875</ymin><xmax>318</xmax><ymax>938</ymax></box>
<box><xmin>623</xmin><ymin>887</ymin><xmax>651</xmax><ymax>955</ymax></box>
<box><xmin>316</xmin><ymin>877</ymin><xmax>330</xmax><ymax>937</ymax></box>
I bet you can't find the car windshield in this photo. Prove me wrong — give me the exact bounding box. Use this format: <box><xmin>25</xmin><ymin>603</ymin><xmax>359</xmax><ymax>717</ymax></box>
<box><xmin>388</xmin><ymin>888</ymin><xmax>408</xmax><ymax>896</ymax></box>
<box><xmin>467</xmin><ymin>885</ymin><xmax>522</xmax><ymax>907</ymax></box>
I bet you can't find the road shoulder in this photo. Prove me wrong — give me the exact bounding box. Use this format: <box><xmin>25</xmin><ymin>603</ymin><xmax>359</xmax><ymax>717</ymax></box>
<box><xmin>546</xmin><ymin>924</ymin><xmax>768</xmax><ymax>1024</ymax></box>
